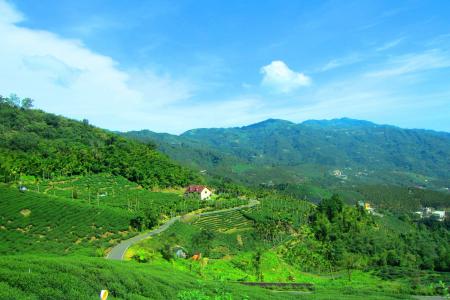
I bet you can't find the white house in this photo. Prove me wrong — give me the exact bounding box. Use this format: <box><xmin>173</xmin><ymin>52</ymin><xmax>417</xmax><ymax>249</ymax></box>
<box><xmin>185</xmin><ymin>185</ymin><xmax>212</xmax><ymax>200</ymax></box>
<box><xmin>431</xmin><ymin>211</ymin><xmax>446</xmax><ymax>222</ymax></box>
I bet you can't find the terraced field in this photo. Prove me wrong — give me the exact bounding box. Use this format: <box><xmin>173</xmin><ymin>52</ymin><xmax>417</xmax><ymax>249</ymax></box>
<box><xmin>193</xmin><ymin>209</ymin><xmax>254</xmax><ymax>233</ymax></box>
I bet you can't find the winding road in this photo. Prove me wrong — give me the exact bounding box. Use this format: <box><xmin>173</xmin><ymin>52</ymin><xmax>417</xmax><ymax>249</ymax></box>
<box><xmin>106</xmin><ymin>199</ymin><xmax>259</xmax><ymax>260</ymax></box>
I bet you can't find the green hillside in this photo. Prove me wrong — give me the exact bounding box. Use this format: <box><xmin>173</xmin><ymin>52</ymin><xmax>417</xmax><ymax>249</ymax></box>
<box><xmin>23</xmin><ymin>173</ymin><xmax>211</xmax><ymax>217</ymax></box>
<box><xmin>0</xmin><ymin>100</ymin><xmax>200</xmax><ymax>189</ymax></box>
<box><xmin>123</xmin><ymin>118</ymin><xmax>450</xmax><ymax>188</ymax></box>
<box><xmin>0</xmin><ymin>185</ymin><xmax>136</xmax><ymax>256</ymax></box>
<box><xmin>127</xmin><ymin>194</ymin><xmax>449</xmax><ymax>298</ymax></box>
<box><xmin>0</xmin><ymin>255</ymin><xmax>298</xmax><ymax>300</ymax></box>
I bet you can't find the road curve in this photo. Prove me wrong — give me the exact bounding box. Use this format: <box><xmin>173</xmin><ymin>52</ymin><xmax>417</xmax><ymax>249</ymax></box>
<box><xmin>106</xmin><ymin>200</ymin><xmax>259</xmax><ymax>260</ymax></box>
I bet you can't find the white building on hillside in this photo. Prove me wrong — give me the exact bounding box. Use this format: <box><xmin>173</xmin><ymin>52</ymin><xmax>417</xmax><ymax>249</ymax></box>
<box><xmin>185</xmin><ymin>185</ymin><xmax>212</xmax><ymax>200</ymax></box>
<box><xmin>431</xmin><ymin>211</ymin><xmax>446</xmax><ymax>222</ymax></box>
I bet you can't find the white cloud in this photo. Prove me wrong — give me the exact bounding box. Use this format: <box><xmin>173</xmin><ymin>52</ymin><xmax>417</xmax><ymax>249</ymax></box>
<box><xmin>0</xmin><ymin>0</ymin><xmax>195</xmax><ymax>132</ymax></box>
<box><xmin>260</xmin><ymin>60</ymin><xmax>311</xmax><ymax>93</ymax></box>
<box><xmin>0</xmin><ymin>0</ymin><xmax>23</xmax><ymax>23</ymax></box>
<box><xmin>0</xmin><ymin>1</ymin><xmax>281</xmax><ymax>133</ymax></box>
<box><xmin>1</xmin><ymin>1</ymin><xmax>448</xmax><ymax>133</ymax></box>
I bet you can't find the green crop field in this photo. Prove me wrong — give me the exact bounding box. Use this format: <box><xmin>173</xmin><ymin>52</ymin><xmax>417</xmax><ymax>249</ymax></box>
<box><xmin>0</xmin><ymin>255</ymin><xmax>301</xmax><ymax>300</ymax></box>
<box><xmin>25</xmin><ymin>173</ymin><xmax>190</xmax><ymax>213</ymax></box>
<box><xmin>0</xmin><ymin>185</ymin><xmax>136</xmax><ymax>256</ymax></box>
<box><xmin>23</xmin><ymin>174</ymin><xmax>248</xmax><ymax>218</ymax></box>
<box><xmin>193</xmin><ymin>209</ymin><xmax>254</xmax><ymax>233</ymax></box>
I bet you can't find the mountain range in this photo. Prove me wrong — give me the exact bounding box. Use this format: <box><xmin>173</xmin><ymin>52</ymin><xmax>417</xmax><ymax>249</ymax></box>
<box><xmin>122</xmin><ymin>118</ymin><xmax>450</xmax><ymax>190</ymax></box>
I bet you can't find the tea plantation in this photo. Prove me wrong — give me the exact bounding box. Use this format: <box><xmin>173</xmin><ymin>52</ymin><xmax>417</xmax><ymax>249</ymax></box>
<box><xmin>0</xmin><ymin>185</ymin><xmax>136</xmax><ymax>256</ymax></box>
<box><xmin>25</xmin><ymin>173</ymin><xmax>247</xmax><ymax>217</ymax></box>
<box><xmin>193</xmin><ymin>209</ymin><xmax>253</xmax><ymax>233</ymax></box>
<box><xmin>0</xmin><ymin>255</ymin><xmax>301</xmax><ymax>300</ymax></box>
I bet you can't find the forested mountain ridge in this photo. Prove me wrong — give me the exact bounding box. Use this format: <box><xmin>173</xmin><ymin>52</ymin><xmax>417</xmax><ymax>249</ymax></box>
<box><xmin>0</xmin><ymin>98</ymin><xmax>200</xmax><ymax>188</ymax></box>
<box><xmin>123</xmin><ymin>118</ymin><xmax>450</xmax><ymax>188</ymax></box>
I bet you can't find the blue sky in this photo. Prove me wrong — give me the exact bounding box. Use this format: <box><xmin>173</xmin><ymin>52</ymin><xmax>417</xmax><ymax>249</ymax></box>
<box><xmin>1</xmin><ymin>0</ymin><xmax>449</xmax><ymax>133</ymax></box>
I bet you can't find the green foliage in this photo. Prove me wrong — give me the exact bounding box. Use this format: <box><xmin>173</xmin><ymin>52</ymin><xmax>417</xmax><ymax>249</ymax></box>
<box><xmin>193</xmin><ymin>209</ymin><xmax>254</xmax><ymax>233</ymax></box>
<box><xmin>353</xmin><ymin>185</ymin><xmax>450</xmax><ymax>212</ymax></box>
<box><xmin>24</xmin><ymin>173</ymin><xmax>215</xmax><ymax>222</ymax></box>
<box><xmin>95</xmin><ymin>247</ymin><xmax>107</xmax><ymax>257</ymax></box>
<box><xmin>192</xmin><ymin>229</ymin><xmax>216</xmax><ymax>256</ymax></box>
<box><xmin>243</xmin><ymin>197</ymin><xmax>313</xmax><ymax>245</ymax></box>
<box><xmin>0</xmin><ymin>101</ymin><xmax>200</xmax><ymax>188</ymax></box>
<box><xmin>133</xmin><ymin>248</ymin><xmax>157</xmax><ymax>263</ymax></box>
<box><xmin>0</xmin><ymin>255</ymin><xmax>292</xmax><ymax>300</ymax></box>
<box><xmin>0</xmin><ymin>185</ymin><xmax>136</xmax><ymax>255</ymax></box>
<box><xmin>281</xmin><ymin>195</ymin><xmax>450</xmax><ymax>274</ymax></box>
<box><xmin>122</xmin><ymin>118</ymin><xmax>450</xmax><ymax>189</ymax></box>
<box><xmin>317</xmin><ymin>194</ymin><xmax>343</xmax><ymax>220</ymax></box>
<box><xmin>160</xmin><ymin>244</ymin><xmax>174</xmax><ymax>261</ymax></box>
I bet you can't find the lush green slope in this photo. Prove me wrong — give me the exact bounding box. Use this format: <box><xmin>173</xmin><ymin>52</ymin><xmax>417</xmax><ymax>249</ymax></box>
<box><xmin>24</xmin><ymin>173</ymin><xmax>206</xmax><ymax>216</ymax></box>
<box><xmin>0</xmin><ymin>185</ymin><xmax>136</xmax><ymax>256</ymax></box>
<box><xmin>123</xmin><ymin>118</ymin><xmax>450</xmax><ymax>188</ymax></box>
<box><xmin>122</xmin><ymin>129</ymin><xmax>244</xmax><ymax>180</ymax></box>
<box><xmin>128</xmin><ymin>195</ymin><xmax>449</xmax><ymax>298</ymax></box>
<box><xmin>0</xmin><ymin>255</ymin><xmax>301</xmax><ymax>300</ymax></box>
<box><xmin>0</xmin><ymin>100</ymin><xmax>200</xmax><ymax>189</ymax></box>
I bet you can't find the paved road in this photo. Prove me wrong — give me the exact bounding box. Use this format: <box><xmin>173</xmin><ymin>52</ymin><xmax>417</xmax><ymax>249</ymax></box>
<box><xmin>106</xmin><ymin>200</ymin><xmax>258</xmax><ymax>260</ymax></box>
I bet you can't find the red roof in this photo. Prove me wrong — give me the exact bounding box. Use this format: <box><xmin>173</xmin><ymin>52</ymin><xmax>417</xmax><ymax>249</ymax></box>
<box><xmin>185</xmin><ymin>185</ymin><xmax>207</xmax><ymax>193</ymax></box>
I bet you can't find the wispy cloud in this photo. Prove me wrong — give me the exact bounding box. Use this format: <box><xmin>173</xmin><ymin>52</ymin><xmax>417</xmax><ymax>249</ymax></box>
<box><xmin>318</xmin><ymin>54</ymin><xmax>363</xmax><ymax>72</ymax></box>
<box><xmin>365</xmin><ymin>49</ymin><xmax>450</xmax><ymax>78</ymax></box>
<box><xmin>376</xmin><ymin>37</ymin><xmax>405</xmax><ymax>51</ymax></box>
<box><xmin>260</xmin><ymin>60</ymin><xmax>311</xmax><ymax>94</ymax></box>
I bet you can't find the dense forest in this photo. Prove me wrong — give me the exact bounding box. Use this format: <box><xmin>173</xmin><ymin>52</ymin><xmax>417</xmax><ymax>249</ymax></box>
<box><xmin>0</xmin><ymin>95</ymin><xmax>200</xmax><ymax>189</ymax></box>
<box><xmin>252</xmin><ymin>194</ymin><xmax>450</xmax><ymax>273</ymax></box>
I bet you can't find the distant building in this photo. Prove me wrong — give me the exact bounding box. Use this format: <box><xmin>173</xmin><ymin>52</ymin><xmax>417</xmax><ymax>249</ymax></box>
<box><xmin>431</xmin><ymin>211</ymin><xmax>446</xmax><ymax>222</ymax></box>
<box><xmin>415</xmin><ymin>207</ymin><xmax>446</xmax><ymax>221</ymax></box>
<box><xmin>185</xmin><ymin>185</ymin><xmax>212</xmax><ymax>200</ymax></box>
<box><xmin>332</xmin><ymin>169</ymin><xmax>342</xmax><ymax>177</ymax></box>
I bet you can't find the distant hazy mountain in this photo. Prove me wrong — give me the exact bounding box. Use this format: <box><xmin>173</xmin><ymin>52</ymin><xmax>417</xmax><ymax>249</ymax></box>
<box><xmin>122</xmin><ymin>118</ymin><xmax>450</xmax><ymax>188</ymax></box>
